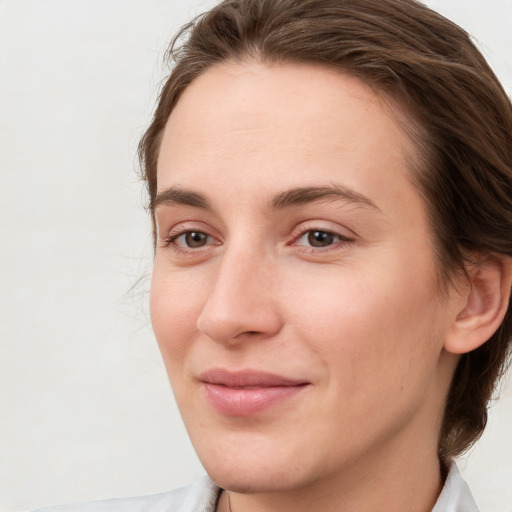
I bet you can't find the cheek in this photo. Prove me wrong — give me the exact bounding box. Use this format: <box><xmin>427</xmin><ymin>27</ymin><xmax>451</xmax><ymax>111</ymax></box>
<box><xmin>284</xmin><ymin>256</ymin><xmax>443</xmax><ymax>385</ymax></box>
<box><xmin>150</xmin><ymin>268</ymin><xmax>204</xmax><ymax>364</ymax></box>
<box><xmin>288</xmin><ymin>266</ymin><xmax>445</xmax><ymax>455</ymax></box>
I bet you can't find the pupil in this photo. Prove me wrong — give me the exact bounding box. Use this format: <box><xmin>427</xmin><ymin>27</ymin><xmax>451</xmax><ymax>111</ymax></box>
<box><xmin>185</xmin><ymin>232</ymin><xmax>207</xmax><ymax>247</ymax></box>
<box><xmin>308</xmin><ymin>231</ymin><xmax>334</xmax><ymax>247</ymax></box>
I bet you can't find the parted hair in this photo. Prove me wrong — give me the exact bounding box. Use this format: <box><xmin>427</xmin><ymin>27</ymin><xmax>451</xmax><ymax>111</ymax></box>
<box><xmin>139</xmin><ymin>0</ymin><xmax>512</xmax><ymax>460</ymax></box>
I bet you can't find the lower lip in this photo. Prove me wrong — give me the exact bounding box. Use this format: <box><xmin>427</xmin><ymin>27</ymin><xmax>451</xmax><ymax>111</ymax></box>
<box><xmin>203</xmin><ymin>383</ymin><xmax>308</xmax><ymax>416</ymax></box>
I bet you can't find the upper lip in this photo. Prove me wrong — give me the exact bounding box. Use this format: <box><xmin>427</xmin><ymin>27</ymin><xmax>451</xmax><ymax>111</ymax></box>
<box><xmin>198</xmin><ymin>369</ymin><xmax>309</xmax><ymax>388</ymax></box>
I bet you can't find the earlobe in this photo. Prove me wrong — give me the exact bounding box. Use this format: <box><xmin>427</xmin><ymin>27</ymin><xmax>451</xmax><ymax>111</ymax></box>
<box><xmin>444</xmin><ymin>253</ymin><xmax>512</xmax><ymax>355</ymax></box>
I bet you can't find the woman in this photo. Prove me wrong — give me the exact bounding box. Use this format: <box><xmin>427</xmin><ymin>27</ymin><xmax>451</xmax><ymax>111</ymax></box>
<box><xmin>37</xmin><ymin>0</ymin><xmax>512</xmax><ymax>510</ymax></box>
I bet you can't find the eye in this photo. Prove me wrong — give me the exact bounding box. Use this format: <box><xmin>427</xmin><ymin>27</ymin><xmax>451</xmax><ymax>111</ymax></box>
<box><xmin>296</xmin><ymin>229</ymin><xmax>347</xmax><ymax>248</ymax></box>
<box><xmin>305</xmin><ymin>230</ymin><xmax>336</xmax><ymax>247</ymax></box>
<box><xmin>297</xmin><ymin>229</ymin><xmax>341</xmax><ymax>247</ymax></box>
<box><xmin>179</xmin><ymin>231</ymin><xmax>209</xmax><ymax>248</ymax></box>
<box><xmin>163</xmin><ymin>229</ymin><xmax>217</xmax><ymax>250</ymax></box>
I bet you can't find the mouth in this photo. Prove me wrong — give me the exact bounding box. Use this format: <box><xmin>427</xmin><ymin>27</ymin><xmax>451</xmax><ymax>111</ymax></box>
<box><xmin>198</xmin><ymin>369</ymin><xmax>310</xmax><ymax>417</ymax></box>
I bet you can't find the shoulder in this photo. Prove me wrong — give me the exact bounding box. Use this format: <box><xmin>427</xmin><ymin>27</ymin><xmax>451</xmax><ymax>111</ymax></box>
<box><xmin>33</xmin><ymin>476</ymin><xmax>220</xmax><ymax>512</ymax></box>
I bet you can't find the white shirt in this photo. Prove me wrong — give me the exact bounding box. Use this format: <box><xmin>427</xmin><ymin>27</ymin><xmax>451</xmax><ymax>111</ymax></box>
<box><xmin>34</xmin><ymin>463</ymin><xmax>479</xmax><ymax>512</ymax></box>
<box><xmin>432</xmin><ymin>463</ymin><xmax>480</xmax><ymax>512</ymax></box>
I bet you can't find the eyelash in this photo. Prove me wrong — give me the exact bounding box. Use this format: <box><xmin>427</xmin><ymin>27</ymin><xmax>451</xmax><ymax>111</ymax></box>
<box><xmin>291</xmin><ymin>228</ymin><xmax>353</xmax><ymax>252</ymax></box>
<box><xmin>162</xmin><ymin>225</ymin><xmax>353</xmax><ymax>256</ymax></box>
<box><xmin>162</xmin><ymin>229</ymin><xmax>216</xmax><ymax>253</ymax></box>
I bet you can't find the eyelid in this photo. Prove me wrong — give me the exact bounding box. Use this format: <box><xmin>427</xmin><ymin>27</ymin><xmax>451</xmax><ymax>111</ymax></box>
<box><xmin>289</xmin><ymin>221</ymin><xmax>355</xmax><ymax>242</ymax></box>
<box><xmin>157</xmin><ymin>219</ymin><xmax>355</xmax><ymax>254</ymax></box>
<box><xmin>159</xmin><ymin>221</ymin><xmax>221</xmax><ymax>249</ymax></box>
<box><xmin>288</xmin><ymin>222</ymin><xmax>355</xmax><ymax>253</ymax></box>
<box><xmin>165</xmin><ymin>230</ymin><xmax>212</xmax><ymax>249</ymax></box>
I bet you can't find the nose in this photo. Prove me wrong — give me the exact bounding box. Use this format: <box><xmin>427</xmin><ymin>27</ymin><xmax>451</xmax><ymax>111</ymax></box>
<box><xmin>196</xmin><ymin>246</ymin><xmax>283</xmax><ymax>345</ymax></box>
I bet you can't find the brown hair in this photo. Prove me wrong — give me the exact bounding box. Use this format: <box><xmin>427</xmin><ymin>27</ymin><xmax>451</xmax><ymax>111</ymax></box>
<box><xmin>139</xmin><ymin>0</ymin><xmax>512</xmax><ymax>459</ymax></box>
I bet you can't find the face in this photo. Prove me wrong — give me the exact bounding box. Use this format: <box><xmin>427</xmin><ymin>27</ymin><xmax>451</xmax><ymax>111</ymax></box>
<box><xmin>151</xmin><ymin>62</ymin><xmax>458</xmax><ymax>494</ymax></box>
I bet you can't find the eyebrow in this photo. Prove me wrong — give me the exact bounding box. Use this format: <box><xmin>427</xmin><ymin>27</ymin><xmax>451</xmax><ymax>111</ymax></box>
<box><xmin>270</xmin><ymin>185</ymin><xmax>380</xmax><ymax>211</ymax></box>
<box><xmin>152</xmin><ymin>185</ymin><xmax>380</xmax><ymax>213</ymax></box>
<box><xmin>152</xmin><ymin>187</ymin><xmax>211</xmax><ymax>211</ymax></box>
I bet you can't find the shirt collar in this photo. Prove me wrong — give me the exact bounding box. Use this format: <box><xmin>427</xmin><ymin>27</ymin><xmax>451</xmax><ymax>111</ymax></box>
<box><xmin>432</xmin><ymin>461</ymin><xmax>479</xmax><ymax>512</ymax></box>
<box><xmin>196</xmin><ymin>461</ymin><xmax>480</xmax><ymax>512</ymax></box>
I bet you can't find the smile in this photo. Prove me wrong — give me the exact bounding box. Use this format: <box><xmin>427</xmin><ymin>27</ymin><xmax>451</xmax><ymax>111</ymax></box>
<box><xmin>199</xmin><ymin>369</ymin><xmax>310</xmax><ymax>417</ymax></box>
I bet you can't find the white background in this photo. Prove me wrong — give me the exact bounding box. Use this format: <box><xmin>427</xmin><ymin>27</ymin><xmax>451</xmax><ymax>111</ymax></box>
<box><xmin>1</xmin><ymin>1</ymin><xmax>511</xmax><ymax>511</ymax></box>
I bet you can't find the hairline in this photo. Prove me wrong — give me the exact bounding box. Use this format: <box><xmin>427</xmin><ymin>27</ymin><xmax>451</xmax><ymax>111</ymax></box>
<box><xmin>150</xmin><ymin>56</ymin><xmax>453</xmax><ymax>288</ymax></box>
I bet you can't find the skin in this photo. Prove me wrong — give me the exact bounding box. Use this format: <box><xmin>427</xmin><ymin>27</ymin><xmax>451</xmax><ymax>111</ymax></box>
<box><xmin>150</xmin><ymin>61</ymin><xmax>466</xmax><ymax>512</ymax></box>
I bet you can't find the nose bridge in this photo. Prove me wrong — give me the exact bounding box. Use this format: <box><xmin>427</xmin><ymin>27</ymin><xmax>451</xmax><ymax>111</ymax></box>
<box><xmin>196</xmin><ymin>239</ymin><xmax>282</xmax><ymax>344</ymax></box>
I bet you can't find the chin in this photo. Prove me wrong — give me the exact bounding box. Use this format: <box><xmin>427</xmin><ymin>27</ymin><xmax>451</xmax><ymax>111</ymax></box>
<box><xmin>193</xmin><ymin>432</ymin><xmax>332</xmax><ymax>495</ymax></box>
<box><xmin>205</xmin><ymin>462</ymin><xmax>308</xmax><ymax>494</ymax></box>
<box><xmin>198</xmin><ymin>444</ymin><xmax>294</xmax><ymax>492</ymax></box>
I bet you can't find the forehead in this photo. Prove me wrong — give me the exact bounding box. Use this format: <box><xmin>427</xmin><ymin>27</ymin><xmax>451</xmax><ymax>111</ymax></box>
<box><xmin>157</xmin><ymin>61</ymin><xmax>422</xmax><ymax>220</ymax></box>
<box><xmin>158</xmin><ymin>61</ymin><xmax>417</xmax><ymax>181</ymax></box>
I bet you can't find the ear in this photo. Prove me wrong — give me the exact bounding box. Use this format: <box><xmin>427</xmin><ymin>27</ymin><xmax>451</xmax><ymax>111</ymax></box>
<box><xmin>444</xmin><ymin>253</ymin><xmax>512</xmax><ymax>355</ymax></box>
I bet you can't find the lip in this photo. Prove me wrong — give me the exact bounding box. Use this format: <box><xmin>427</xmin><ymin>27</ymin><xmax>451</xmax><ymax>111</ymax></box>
<box><xmin>198</xmin><ymin>369</ymin><xmax>310</xmax><ymax>417</ymax></box>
